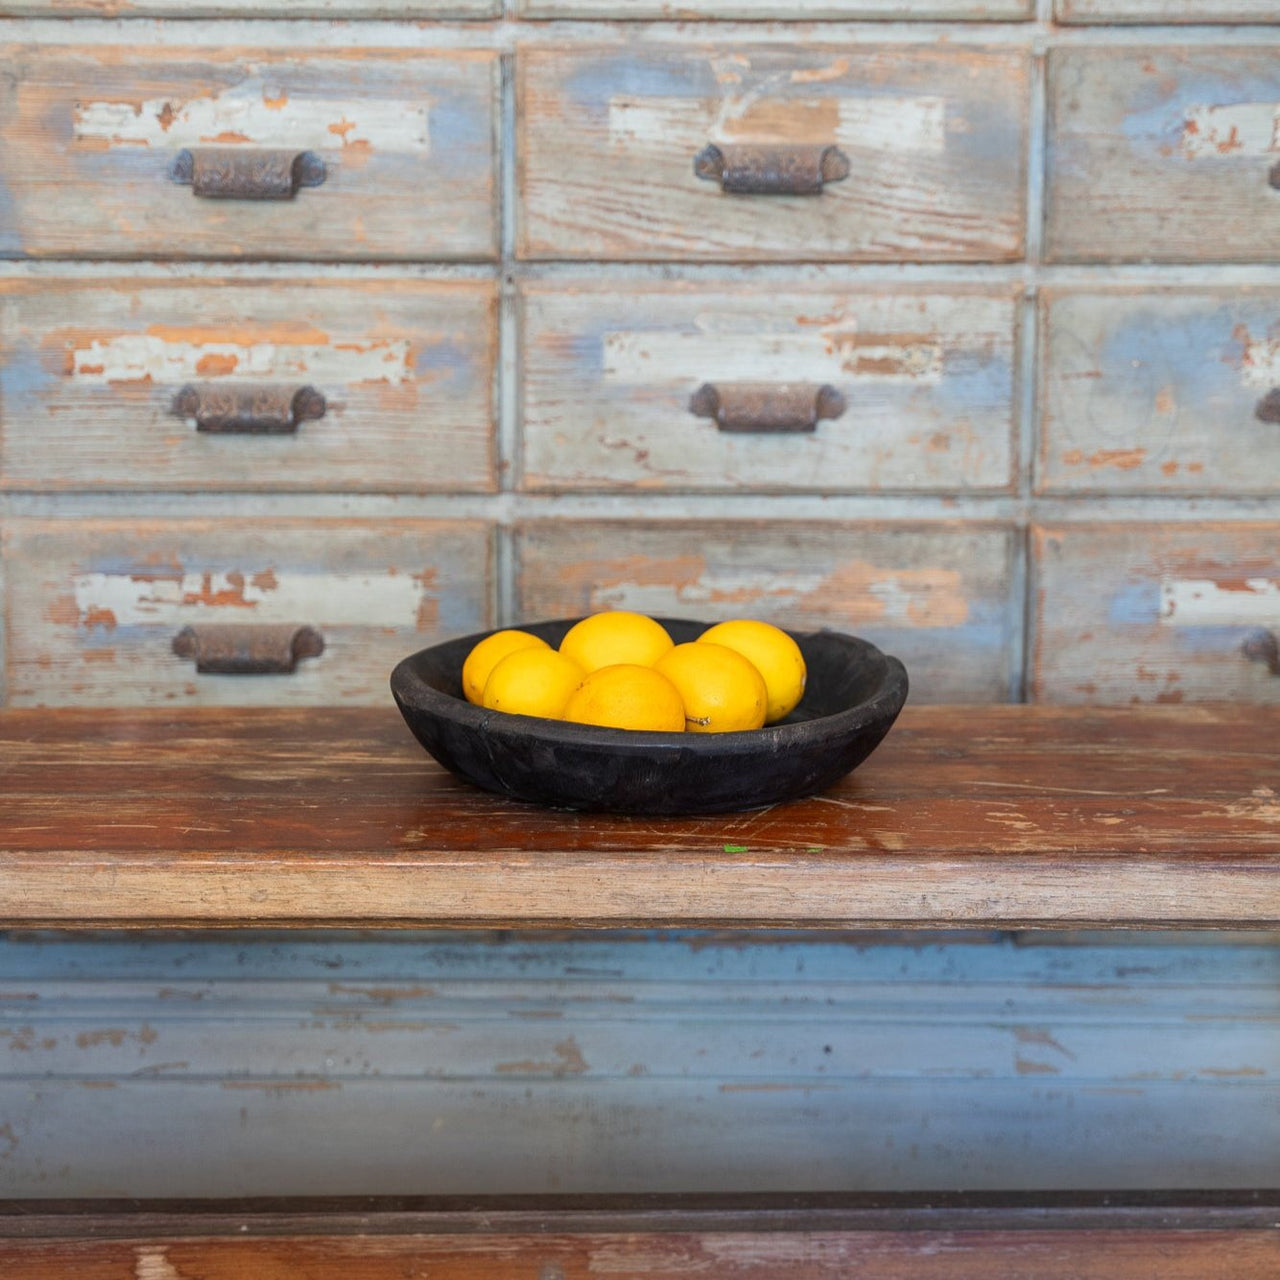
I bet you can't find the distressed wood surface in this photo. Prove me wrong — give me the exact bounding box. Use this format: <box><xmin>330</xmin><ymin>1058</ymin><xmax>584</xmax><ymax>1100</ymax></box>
<box><xmin>1032</xmin><ymin>524</ymin><xmax>1280</xmax><ymax>705</ymax></box>
<box><xmin>522</xmin><ymin>0</ymin><xmax>1030</xmax><ymax>14</ymax></box>
<box><xmin>3</xmin><ymin>519</ymin><xmax>493</xmax><ymax>706</ymax></box>
<box><xmin>1</xmin><ymin>0</ymin><xmax>496</xmax><ymax>12</ymax></box>
<box><xmin>1046</xmin><ymin>48</ymin><xmax>1280</xmax><ymax>264</ymax></box>
<box><xmin>1</xmin><ymin>704</ymin><xmax>1278</xmax><ymax>927</ymax></box>
<box><xmin>1038</xmin><ymin>289</ymin><xmax>1280</xmax><ymax>496</ymax></box>
<box><xmin>2</xmin><ymin>932</ymin><xmax>1277</xmax><ymax>1196</ymax></box>
<box><xmin>0</xmin><ymin>278</ymin><xmax>497</xmax><ymax>492</ymax></box>
<box><xmin>1056</xmin><ymin>0</ymin><xmax>1280</xmax><ymax>21</ymax></box>
<box><xmin>517</xmin><ymin>520</ymin><xmax>1017</xmax><ymax>702</ymax></box>
<box><xmin>517</xmin><ymin>45</ymin><xmax>1028</xmax><ymax>262</ymax></box>
<box><xmin>521</xmin><ymin>283</ymin><xmax>1017</xmax><ymax>494</ymax></box>
<box><xmin>0</xmin><ymin>46</ymin><xmax>498</xmax><ymax>261</ymax></box>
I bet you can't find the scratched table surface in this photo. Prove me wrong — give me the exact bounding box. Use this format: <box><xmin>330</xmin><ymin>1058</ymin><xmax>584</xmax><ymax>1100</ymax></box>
<box><xmin>1</xmin><ymin>704</ymin><xmax>1277</xmax><ymax>930</ymax></box>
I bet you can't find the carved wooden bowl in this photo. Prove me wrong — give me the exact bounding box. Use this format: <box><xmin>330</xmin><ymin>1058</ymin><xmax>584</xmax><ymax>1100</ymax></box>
<box><xmin>390</xmin><ymin>618</ymin><xmax>908</xmax><ymax>815</ymax></box>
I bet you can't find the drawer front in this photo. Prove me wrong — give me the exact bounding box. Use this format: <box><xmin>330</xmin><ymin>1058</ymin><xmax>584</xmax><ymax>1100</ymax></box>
<box><xmin>1056</xmin><ymin>0</ymin><xmax>1279</xmax><ymax>20</ymax></box>
<box><xmin>1046</xmin><ymin>49</ymin><xmax>1280</xmax><ymax>263</ymax></box>
<box><xmin>3</xmin><ymin>0</ymin><xmax>496</xmax><ymax>12</ymax></box>
<box><xmin>1039</xmin><ymin>290</ymin><xmax>1280</xmax><ymax>496</ymax></box>
<box><xmin>1032</xmin><ymin>524</ymin><xmax>1280</xmax><ymax>704</ymax></box>
<box><xmin>522</xmin><ymin>0</ymin><xmax>1029</xmax><ymax>15</ymax></box>
<box><xmin>0</xmin><ymin>279</ymin><xmax>497</xmax><ymax>493</ymax></box>
<box><xmin>518</xmin><ymin>45</ymin><xmax>1028</xmax><ymax>262</ymax></box>
<box><xmin>4</xmin><ymin>519</ymin><xmax>493</xmax><ymax>706</ymax></box>
<box><xmin>521</xmin><ymin>284</ymin><xmax>1017</xmax><ymax>493</ymax></box>
<box><xmin>0</xmin><ymin>46</ymin><xmax>498</xmax><ymax>261</ymax></box>
<box><xmin>516</xmin><ymin>521</ymin><xmax>1017</xmax><ymax>702</ymax></box>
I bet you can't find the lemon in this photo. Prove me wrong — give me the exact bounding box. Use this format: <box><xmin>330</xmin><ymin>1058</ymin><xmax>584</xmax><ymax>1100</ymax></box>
<box><xmin>562</xmin><ymin>664</ymin><xmax>686</xmax><ymax>733</ymax></box>
<box><xmin>461</xmin><ymin>629</ymin><xmax>550</xmax><ymax>705</ymax></box>
<box><xmin>654</xmin><ymin>642</ymin><xmax>767</xmax><ymax>734</ymax></box>
<box><xmin>559</xmin><ymin>611</ymin><xmax>675</xmax><ymax>673</ymax></box>
<box><xmin>697</xmin><ymin>619</ymin><xmax>807</xmax><ymax>724</ymax></box>
<box><xmin>481</xmin><ymin>647</ymin><xmax>584</xmax><ymax>720</ymax></box>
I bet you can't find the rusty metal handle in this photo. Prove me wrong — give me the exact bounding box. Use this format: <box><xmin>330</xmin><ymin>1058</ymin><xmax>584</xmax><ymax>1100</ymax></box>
<box><xmin>1255</xmin><ymin>388</ymin><xmax>1280</xmax><ymax>424</ymax></box>
<box><xmin>172</xmin><ymin>624</ymin><xmax>325</xmax><ymax>675</ymax></box>
<box><xmin>1242</xmin><ymin>628</ymin><xmax>1280</xmax><ymax>675</ymax></box>
<box><xmin>690</xmin><ymin>382</ymin><xmax>846</xmax><ymax>434</ymax></box>
<box><xmin>694</xmin><ymin>143</ymin><xmax>850</xmax><ymax>196</ymax></box>
<box><xmin>1269</xmin><ymin>160</ymin><xmax>1280</xmax><ymax>191</ymax></box>
<box><xmin>172</xmin><ymin>384</ymin><xmax>326</xmax><ymax>435</ymax></box>
<box><xmin>169</xmin><ymin>148</ymin><xmax>326</xmax><ymax>200</ymax></box>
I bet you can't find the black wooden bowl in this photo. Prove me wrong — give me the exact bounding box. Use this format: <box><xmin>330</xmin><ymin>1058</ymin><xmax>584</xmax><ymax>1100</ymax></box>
<box><xmin>390</xmin><ymin>618</ymin><xmax>908</xmax><ymax>815</ymax></box>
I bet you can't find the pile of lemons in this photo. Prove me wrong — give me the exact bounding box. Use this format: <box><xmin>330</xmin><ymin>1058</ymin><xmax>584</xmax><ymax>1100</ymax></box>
<box><xmin>461</xmin><ymin>611</ymin><xmax>806</xmax><ymax>733</ymax></box>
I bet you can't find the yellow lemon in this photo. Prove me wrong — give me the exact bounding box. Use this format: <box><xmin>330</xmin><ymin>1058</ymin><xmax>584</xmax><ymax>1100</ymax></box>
<box><xmin>562</xmin><ymin>664</ymin><xmax>686</xmax><ymax>733</ymax></box>
<box><xmin>461</xmin><ymin>629</ymin><xmax>550</xmax><ymax>705</ymax></box>
<box><xmin>697</xmin><ymin>619</ymin><xmax>807</xmax><ymax>724</ymax></box>
<box><xmin>481</xmin><ymin>648</ymin><xmax>584</xmax><ymax>720</ymax></box>
<box><xmin>654</xmin><ymin>642</ymin><xmax>767</xmax><ymax>734</ymax></box>
<box><xmin>559</xmin><ymin>611</ymin><xmax>675</xmax><ymax>673</ymax></box>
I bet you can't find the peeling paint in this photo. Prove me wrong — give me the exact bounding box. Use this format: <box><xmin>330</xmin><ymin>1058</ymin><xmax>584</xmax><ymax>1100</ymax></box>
<box><xmin>1179</xmin><ymin>102</ymin><xmax>1279</xmax><ymax>160</ymax></box>
<box><xmin>1159</xmin><ymin>577</ymin><xmax>1280</xmax><ymax>627</ymax></box>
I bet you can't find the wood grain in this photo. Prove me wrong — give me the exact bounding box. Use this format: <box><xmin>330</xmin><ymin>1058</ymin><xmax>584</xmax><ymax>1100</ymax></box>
<box><xmin>0</xmin><ymin>277</ymin><xmax>497</xmax><ymax>492</ymax></box>
<box><xmin>517</xmin><ymin>44</ymin><xmax>1028</xmax><ymax>262</ymax></box>
<box><xmin>521</xmin><ymin>283</ymin><xmax>1017</xmax><ymax>494</ymax></box>
<box><xmin>0</xmin><ymin>46</ymin><xmax>498</xmax><ymax>261</ymax></box>
<box><xmin>523</xmin><ymin>0</ymin><xmax>1030</xmax><ymax>14</ymax></box>
<box><xmin>1056</xmin><ymin>0</ymin><xmax>1280</xmax><ymax>20</ymax></box>
<box><xmin>1</xmin><ymin>704</ymin><xmax>1277</xmax><ymax>928</ymax></box>
<box><xmin>1046</xmin><ymin>48</ymin><xmax>1280</xmax><ymax>263</ymax></box>
<box><xmin>1</xmin><ymin>0</ymin><xmax>496</xmax><ymax>12</ymax></box>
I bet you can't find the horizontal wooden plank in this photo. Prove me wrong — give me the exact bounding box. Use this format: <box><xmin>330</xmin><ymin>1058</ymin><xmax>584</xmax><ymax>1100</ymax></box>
<box><xmin>0</xmin><ymin>704</ymin><xmax>1277</xmax><ymax>928</ymax></box>
<box><xmin>0</xmin><ymin>46</ymin><xmax>498</xmax><ymax>261</ymax></box>
<box><xmin>2</xmin><ymin>519</ymin><xmax>493</xmax><ymax>706</ymax></box>
<box><xmin>1</xmin><ymin>0</ymin><xmax>497</xmax><ymax>12</ymax></box>
<box><xmin>517</xmin><ymin>44</ymin><xmax>1028</xmax><ymax>262</ymax></box>
<box><xmin>1046</xmin><ymin>48</ymin><xmax>1280</xmax><ymax>263</ymax></box>
<box><xmin>0</xmin><ymin>278</ymin><xmax>497</xmax><ymax>492</ymax></box>
<box><xmin>1038</xmin><ymin>289</ymin><xmax>1280</xmax><ymax>496</ymax></box>
<box><xmin>1057</xmin><ymin>0</ymin><xmax>1280</xmax><ymax>20</ymax></box>
<box><xmin>521</xmin><ymin>284</ymin><xmax>1017</xmax><ymax>494</ymax></box>
<box><xmin>523</xmin><ymin>0</ymin><xmax>1030</xmax><ymax>14</ymax></box>
<box><xmin>1032</xmin><ymin>523</ymin><xmax>1280</xmax><ymax>704</ymax></box>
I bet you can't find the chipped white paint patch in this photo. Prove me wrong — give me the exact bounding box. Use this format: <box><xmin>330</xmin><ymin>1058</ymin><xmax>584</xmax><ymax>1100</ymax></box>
<box><xmin>72</xmin><ymin>571</ymin><xmax>426</xmax><ymax>627</ymax></box>
<box><xmin>1222</xmin><ymin>787</ymin><xmax>1280</xmax><ymax>824</ymax></box>
<box><xmin>603</xmin><ymin>331</ymin><xmax>942</xmax><ymax>385</ymax></box>
<box><xmin>71</xmin><ymin>334</ymin><xmax>413</xmax><ymax>386</ymax></box>
<box><xmin>74</xmin><ymin>83</ymin><xmax>430</xmax><ymax>153</ymax></box>
<box><xmin>608</xmin><ymin>95</ymin><xmax>946</xmax><ymax>153</ymax></box>
<box><xmin>1179</xmin><ymin>102</ymin><xmax>1279</xmax><ymax>160</ymax></box>
<box><xmin>134</xmin><ymin>1246</ymin><xmax>183</xmax><ymax>1280</ymax></box>
<box><xmin>1160</xmin><ymin>577</ymin><xmax>1280</xmax><ymax>626</ymax></box>
<box><xmin>1240</xmin><ymin>336</ymin><xmax>1280</xmax><ymax>390</ymax></box>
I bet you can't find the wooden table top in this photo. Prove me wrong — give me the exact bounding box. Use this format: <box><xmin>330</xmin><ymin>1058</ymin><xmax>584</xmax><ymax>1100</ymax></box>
<box><xmin>2</xmin><ymin>704</ymin><xmax>1277</xmax><ymax>930</ymax></box>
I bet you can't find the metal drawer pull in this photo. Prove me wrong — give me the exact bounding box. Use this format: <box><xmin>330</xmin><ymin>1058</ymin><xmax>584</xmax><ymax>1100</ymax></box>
<box><xmin>1242</xmin><ymin>628</ymin><xmax>1279</xmax><ymax>676</ymax></box>
<box><xmin>1269</xmin><ymin>161</ymin><xmax>1280</xmax><ymax>191</ymax></box>
<box><xmin>690</xmin><ymin>382</ymin><xmax>846</xmax><ymax>434</ymax></box>
<box><xmin>169</xmin><ymin>148</ymin><xmax>327</xmax><ymax>200</ymax></box>
<box><xmin>694</xmin><ymin>143</ymin><xmax>850</xmax><ymax>196</ymax></box>
<box><xmin>173</xmin><ymin>624</ymin><xmax>325</xmax><ymax>675</ymax></box>
<box><xmin>1255</xmin><ymin>388</ymin><xmax>1280</xmax><ymax>424</ymax></box>
<box><xmin>173</xmin><ymin>384</ymin><xmax>326</xmax><ymax>435</ymax></box>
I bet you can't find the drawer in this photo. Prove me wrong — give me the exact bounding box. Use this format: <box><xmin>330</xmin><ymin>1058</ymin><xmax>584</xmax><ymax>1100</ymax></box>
<box><xmin>1046</xmin><ymin>48</ymin><xmax>1280</xmax><ymax>263</ymax></box>
<box><xmin>3</xmin><ymin>519</ymin><xmax>494</xmax><ymax>706</ymax></box>
<box><xmin>1039</xmin><ymin>289</ymin><xmax>1280</xmax><ymax>496</ymax></box>
<box><xmin>521</xmin><ymin>283</ymin><xmax>1017</xmax><ymax>493</ymax></box>
<box><xmin>1056</xmin><ymin>0</ymin><xmax>1278</xmax><ymax>20</ymax></box>
<box><xmin>2</xmin><ymin>0</ymin><xmax>496</xmax><ymax>12</ymax></box>
<box><xmin>0</xmin><ymin>278</ymin><xmax>497</xmax><ymax>493</ymax></box>
<box><xmin>0</xmin><ymin>46</ymin><xmax>498</xmax><ymax>261</ymax></box>
<box><xmin>1032</xmin><ymin>523</ymin><xmax>1280</xmax><ymax>704</ymax></box>
<box><xmin>517</xmin><ymin>45</ymin><xmax>1028</xmax><ymax>263</ymax></box>
<box><xmin>516</xmin><ymin>521</ymin><xmax>1018</xmax><ymax>702</ymax></box>
<box><xmin>522</xmin><ymin>0</ymin><xmax>1029</xmax><ymax>15</ymax></box>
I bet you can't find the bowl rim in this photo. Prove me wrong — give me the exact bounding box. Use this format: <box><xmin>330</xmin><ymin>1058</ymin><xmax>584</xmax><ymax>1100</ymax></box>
<box><xmin>390</xmin><ymin>618</ymin><xmax>909</xmax><ymax>756</ymax></box>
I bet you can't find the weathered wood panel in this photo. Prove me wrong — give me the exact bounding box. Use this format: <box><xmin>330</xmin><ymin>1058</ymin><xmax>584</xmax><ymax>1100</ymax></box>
<box><xmin>1046</xmin><ymin>49</ymin><xmax>1280</xmax><ymax>263</ymax></box>
<box><xmin>1</xmin><ymin>933</ymin><xmax>1277</xmax><ymax>1197</ymax></box>
<box><xmin>523</xmin><ymin>0</ymin><xmax>1030</xmax><ymax>15</ymax></box>
<box><xmin>0</xmin><ymin>278</ymin><xmax>497</xmax><ymax>492</ymax></box>
<box><xmin>1032</xmin><ymin>523</ymin><xmax>1280</xmax><ymax>704</ymax></box>
<box><xmin>1057</xmin><ymin>0</ymin><xmax>1280</xmax><ymax>21</ymax></box>
<box><xmin>521</xmin><ymin>284</ymin><xmax>1017</xmax><ymax>494</ymax></box>
<box><xmin>516</xmin><ymin>520</ymin><xmax>1017</xmax><ymax>701</ymax></box>
<box><xmin>1039</xmin><ymin>289</ymin><xmax>1280</xmax><ymax>496</ymax></box>
<box><xmin>2</xmin><ymin>519</ymin><xmax>493</xmax><ymax>706</ymax></box>
<box><xmin>517</xmin><ymin>45</ymin><xmax>1028</xmax><ymax>262</ymax></box>
<box><xmin>0</xmin><ymin>46</ymin><xmax>498</xmax><ymax>261</ymax></box>
<box><xmin>3</xmin><ymin>704</ymin><xmax>1279</xmax><ymax>927</ymax></box>
<box><xmin>2</xmin><ymin>0</ymin><xmax>496</xmax><ymax>12</ymax></box>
